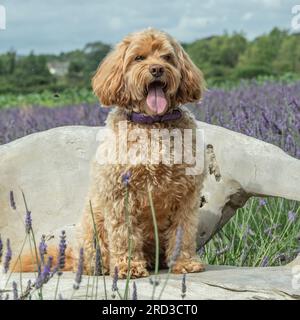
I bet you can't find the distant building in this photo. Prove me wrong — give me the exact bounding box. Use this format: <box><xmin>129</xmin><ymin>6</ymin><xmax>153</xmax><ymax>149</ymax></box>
<box><xmin>47</xmin><ymin>61</ymin><xmax>69</xmax><ymax>76</ymax></box>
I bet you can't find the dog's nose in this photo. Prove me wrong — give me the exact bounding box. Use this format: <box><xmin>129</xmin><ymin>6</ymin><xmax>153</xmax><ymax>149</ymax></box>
<box><xmin>149</xmin><ymin>64</ymin><xmax>164</xmax><ymax>78</ymax></box>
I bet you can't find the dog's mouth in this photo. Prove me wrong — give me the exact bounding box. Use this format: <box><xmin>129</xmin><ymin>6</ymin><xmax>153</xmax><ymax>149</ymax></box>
<box><xmin>145</xmin><ymin>80</ymin><xmax>168</xmax><ymax>114</ymax></box>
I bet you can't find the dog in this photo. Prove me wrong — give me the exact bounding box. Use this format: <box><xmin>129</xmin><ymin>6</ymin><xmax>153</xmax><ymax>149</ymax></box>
<box><xmin>13</xmin><ymin>28</ymin><xmax>205</xmax><ymax>279</ymax></box>
<box><xmin>75</xmin><ymin>28</ymin><xmax>206</xmax><ymax>278</ymax></box>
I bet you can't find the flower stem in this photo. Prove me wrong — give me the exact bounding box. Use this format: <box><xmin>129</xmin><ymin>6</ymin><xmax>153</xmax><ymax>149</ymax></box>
<box><xmin>89</xmin><ymin>201</ymin><xmax>108</xmax><ymax>300</ymax></box>
<box><xmin>123</xmin><ymin>186</ymin><xmax>132</xmax><ymax>300</ymax></box>
<box><xmin>147</xmin><ymin>182</ymin><xmax>160</xmax><ymax>300</ymax></box>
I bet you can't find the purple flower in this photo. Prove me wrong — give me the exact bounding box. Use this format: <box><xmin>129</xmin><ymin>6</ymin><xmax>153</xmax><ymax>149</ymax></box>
<box><xmin>216</xmin><ymin>244</ymin><xmax>230</xmax><ymax>256</ymax></box>
<box><xmin>39</xmin><ymin>235</ymin><xmax>47</xmax><ymax>265</ymax></box>
<box><xmin>0</xmin><ymin>235</ymin><xmax>3</xmax><ymax>263</ymax></box>
<box><xmin>197</xmin><ymin>246</ymin><xmax>205</xmax><ymax>257</ymax></box>
<box><xmin>25</xmin><ymin>210</ymin><xmax>32</xmax><ymax>234</ymax></box>
<box><xmin>242</xmin><ymin>225</ymin><xmax>255</xmax><ymax>240</ymax></box>
<box><xmin>181</xmin><ymin>274</ymin><xmax>187</xmax><ymax>299</ymax></box>
<box><xmin>122</xmin><ymin>171</ymin><xmax>131</xmax><ymax>187</ymax></box>
<box><xmin>4</xmin><ymin>239</ymin><xmax>12</xmax><ymax>273</ymax></box>
<box><xmin>35</xmin><ymin>256</ymin><xmax>53</xmax><ymax>289</ymax></box>
<box><xmin>95</xmin><ymin>246</ymin><xmax>101</xmax><ymax>276</ymax></box>
<box><xmin>288</xmin><ymin>211</ymin><xmax>296</xmax><ymax>223</ymax></box>
<box><xmin>260</xmin><ymin>256</ymin><xmax>269</xmax><ymax>267</ymax></box>
<box><xmin>259</xmin><ymin>199</ymin><xmax>267</xmax><ymax>206</ymax></box>
<box><xmin>57</xmin><ymin>230</ymin><xmax>67</xmax><ymax>275</ymax></box>
<box><xmin>12</xmin><ymin>281</ymin><xmax>18</xmax><ymax>300</ymax></box>
<box><xmin>112</xmin><ymin>266</ymin><xmax>119</xmax><ymax>295</ymax></box>
<box><xmin>168</xmin><ymin>226</ymin><xmax>183</xmax><ymax>268</ymax></box>
<box><xmin>132</xmin><ymin>282</ymin><xmax>137</xmax><ymax>300</ymax></box>
<box><xmin>264</xmin><ymin>224</ymin><xmax>281</xmax><ymax>237</ymax></box>
<box><xmin>73</xmin><ymin>248</ymin><xmax>84</xmax><ymax>290</ymax></box>
<box><xmin>10</xmin><ymin>191</ymin><xmax>16</xmax><ymax>210</ymax></box>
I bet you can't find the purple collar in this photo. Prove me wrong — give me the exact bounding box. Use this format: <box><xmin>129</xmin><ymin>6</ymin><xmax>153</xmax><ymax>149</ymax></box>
<box><xmin>128</xmin><ymin>109</ymin><xmax>182</xmax><ymax>124</ymax></box>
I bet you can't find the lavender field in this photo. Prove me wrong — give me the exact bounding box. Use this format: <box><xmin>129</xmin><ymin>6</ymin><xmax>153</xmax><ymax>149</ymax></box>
<box><xmin>1</xmin><ymin>82</ymin><xmax>300</xmax><ymax>161</ymax></box>
<box><xmin>0</xmin><ymin>81</ymin><xmax>300</xmax><ymax>269</ymax></box>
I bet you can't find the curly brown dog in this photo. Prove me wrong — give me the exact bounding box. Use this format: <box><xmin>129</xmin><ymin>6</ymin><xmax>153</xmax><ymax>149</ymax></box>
<box><xmin>13</xmin><ymin>28</ymin><xmax>205</xmax><ymax>279</ymax></box>
<box><xmin>75</xmin><ymin>28</ymin><xmax>206</xmax><ymax>279</ymax></box>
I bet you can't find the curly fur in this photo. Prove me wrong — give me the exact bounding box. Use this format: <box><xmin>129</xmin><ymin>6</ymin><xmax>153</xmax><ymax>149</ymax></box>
<box><xmin>77</xmin><ymin>28</ymin><xmax>206</xmax><ymax>278</ymax></box>
<box><xmin>15</xmin><ymin>28</ymin><xmax>206</xmax><ymax>278</ymax></box>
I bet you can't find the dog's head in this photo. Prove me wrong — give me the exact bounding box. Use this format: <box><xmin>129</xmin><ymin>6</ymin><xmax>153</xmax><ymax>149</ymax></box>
<box><xmin>92</xmin><ymin>28</ymin><xmax>204</xmax><ymax>115</ymax></box>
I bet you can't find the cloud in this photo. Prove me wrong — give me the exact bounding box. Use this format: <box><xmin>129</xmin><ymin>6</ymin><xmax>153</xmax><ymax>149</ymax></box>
<box><xmin>242</xmin><ymin>12</ymin><xmax>253</xmax><ymax>21</ymax></box>
<box><xmin>252</xmin><ymin>0</ymin><xmax>282</xmax><ymax>9</ymax></box>
<box><xmin>0</xmin><ymin>0</ymin><xmax>296</xmax><ymax>53</ymax></box>
<box><xmin>109</xmin><ymin>17</ymin><xmax>122</xmax><ymax>31</ymax></box>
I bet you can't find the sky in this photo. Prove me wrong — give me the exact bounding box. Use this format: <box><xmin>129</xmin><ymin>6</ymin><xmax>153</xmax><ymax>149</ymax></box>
<box><xmin>0</xmin><ymin>0</ymin><xmax>298</xmax><ymax>54</ymax></box>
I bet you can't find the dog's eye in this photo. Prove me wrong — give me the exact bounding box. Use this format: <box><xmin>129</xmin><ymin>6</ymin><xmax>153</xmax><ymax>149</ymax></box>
<box><xmin>135</xmin><ymin>55</ymin><xmax>145</xmax><ymax>62</ymax></box>
<box><xmin>162</xmin><ymin>54</ymin><xmax>172</xmax><ymax>61</ymax></box>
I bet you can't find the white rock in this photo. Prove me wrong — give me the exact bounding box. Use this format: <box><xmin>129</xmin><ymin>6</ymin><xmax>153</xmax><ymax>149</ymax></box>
<box><xmin>1</xmin><ymin>265</ymin><xmax>299</xmax><ymax>300</ymax></box>
<box><xmin>0</xmin><ymin>123</ymin><xmax>299</xmax><ymax>254</ymax></box>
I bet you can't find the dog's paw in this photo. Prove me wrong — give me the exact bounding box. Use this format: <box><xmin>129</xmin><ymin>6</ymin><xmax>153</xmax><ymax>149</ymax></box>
<box><xmin>171</xmin><ymin>259</ymin><xmax>205</xmax><ymax>274</ymax></box>
<box><xmin>112</xmin><ymin>260</ymin><xmax>149</xmax><ymax>279</ymax></box>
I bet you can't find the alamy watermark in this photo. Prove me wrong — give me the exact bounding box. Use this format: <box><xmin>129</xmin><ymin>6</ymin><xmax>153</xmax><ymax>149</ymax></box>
<box><xmin>95</xmin><ymin>122</ymin><xmax>205</xmax><ymax>175</ymax></box>
<box><xmin>0</xmin><ymin>4</ymin><xmax>6</xmax><ymax>30</ymax></box>
<box><xmin>291</xmin><ymin>5</ymin><xmax>300</xmax><ymax>31</ymax></box>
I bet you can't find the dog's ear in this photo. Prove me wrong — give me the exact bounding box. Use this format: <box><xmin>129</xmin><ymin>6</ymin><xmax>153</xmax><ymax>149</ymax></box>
<box><xmin>92</xmin><ymin>40</ymin><xmax>130</xmax><ymax>107</ymax></box>
<box><xmin>173</xmin><ymin>41</ymin><xmax>205</xmax><ymax>105</ymax></box>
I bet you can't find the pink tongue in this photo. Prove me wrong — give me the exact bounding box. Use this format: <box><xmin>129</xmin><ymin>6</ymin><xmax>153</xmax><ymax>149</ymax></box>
<box><xmin>146</xmin><ymin>85</ymin><xmax>167</xmax><ymax>114</ymax></box>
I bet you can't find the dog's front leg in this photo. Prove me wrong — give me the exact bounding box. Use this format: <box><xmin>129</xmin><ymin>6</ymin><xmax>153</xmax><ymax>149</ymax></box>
<box><xmin>164</xmin><ymin>195</ymin><xmax>205</xmax><ymax>274</ymax></box>
<box><xmin>105</xmin><ymin>202</ymin><xmax>149</xmax><ymax>279</ymax></box>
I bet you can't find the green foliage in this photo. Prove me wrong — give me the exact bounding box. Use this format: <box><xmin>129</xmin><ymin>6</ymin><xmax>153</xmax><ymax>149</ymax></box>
<box><xmin>0</xmin><ymin>28</ymin><xmax>299</xmax><ymax>96</ymax></box>
<box><xmin>202</xmin><ymin>197</ymin><xmax>300</xmax><ymax>267</ymax></box>
<box><xmin>186</xmin><ymin>28</ymin><xmax>300</xmax><ymax>85</ymax></box>
<box><xmin>0</xmin><ymin>88</ymin><xmax>97</xmax><ymax>109</ymax></box>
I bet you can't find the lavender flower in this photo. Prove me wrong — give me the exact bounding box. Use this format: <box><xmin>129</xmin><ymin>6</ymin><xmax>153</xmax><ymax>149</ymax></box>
<box><xmin>95</xmin><ymin>246</ymin><xmax>101</xmax><ymax>276</ymax></box>
<box><xmin>56</xmin><ymin>230</ymin><xmax>67</xmax><ymax>276</ymax></box>
<box><xmin>35</xmin><ymin>256</ymin><xmax>53</xmax><ymax>289</ymax></box>
<box><xmin>181</xmin><ymin>274</ymin><xmax>187</xmax><ymax>299</ymax></box>
<box><xmin>132</xmin><ymin>281</ymin><xmax>137</xmax><ymax>300</ymax></box>
<box><xmin>259</xmin><ymin>199</ymin><xmax>267</xmax><ymax>206</ymax></box>
<box><xmin>264</xmin><ymin>224</ymin><xmax>281</xmax><ymax>237</ymax></box>
<box><xmin>39</xmin><ymin>235</ymin><xmax>47</xmax><ymax>265</ymax></box>
<box><xmin>260</xmin><ymin>256</ymin><xmax>269</xmax><ymax>267</ymax></box>
<box><xmin>122</xmin><ymin>171</ymin><xmax>131</xmax><ymax>187</ymax></box>
<box><xmin>4</xmin><ymin>238</ymin><xmax>12</xmax><ymax>273</ymax></box>
<box><xmin>12</xmin><ymin>281</ymin><xmax>18</xmax><ymax>300</ymax></box>
<box><xmin>73</xmin><ymin>248</ymin><xmax>84</xmax><ymax>290</ymax></box>
<box><xmin>0</xmin><ymin>235</ymin><xmax>3</xmax><ymax>263</ymax></box>
<box><xmin>23</xmin><ymin>280</ymin><xmax>33</xmax><ymax>299</ymax></box>
<box><xmin>288</xmin><ymin>211</ymin><xmax>297</xmax><ymax>223</ymax></box>
<box><xmin>215</xmin><ymin>245</ymin><xmax>230</xmax><ymax>256</ymax></box>
<box><xmin>10</xmin><ymin>191</ymin><xmax>16</xmax><ymax>210</ymax></box>
<box><xmin>168</xmin><ymin>226</ymin><xmax>183</xmax><ymax>267</ymax></box>
<box><xmin>25</xmin><ymin>210</ymin><xmax>32</xmax><ymax>234</ymax></box>
<box><xmin>242</xmin><ymin>225</ymin><xmax>255</xmax><ymax>241</ymax></box>
<box><xmin>111</xmin><ymin>265</ymin><xmax>119</xmax><ymax>297</ymax></box>
<box><xmin>197</xmin><ymin>246</ymin><xmax>205</xmax><ymax>257</ymax></box>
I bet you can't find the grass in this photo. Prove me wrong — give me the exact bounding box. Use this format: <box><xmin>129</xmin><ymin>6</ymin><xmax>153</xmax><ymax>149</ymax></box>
<box><xmin>0</xmin><ymin>88</ymin><xmax>97</xmax><ymax>109</ymax></box>
<box><xmin>201</xmin><ymin>197</ymin><xmax>300</xmax><ymax>267</ymax></box>
<box><xmin>0</xmin><ymin>191</ymin><xmax>299</xmax><ymax>300</ymax></box>
<box><xmin>0</xmin><ymin>77</ymin><xmax>299</xmax><ymax>298</ymax></box>
<box><xmin>1</xmin><ymin>74</ymin><xmax>300</xmax><ymax>109</ymax></box>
